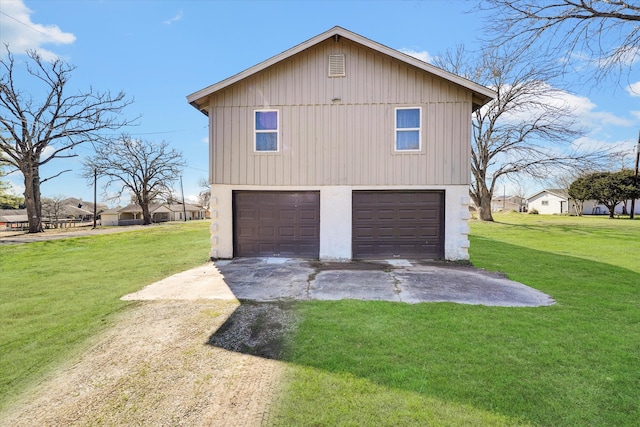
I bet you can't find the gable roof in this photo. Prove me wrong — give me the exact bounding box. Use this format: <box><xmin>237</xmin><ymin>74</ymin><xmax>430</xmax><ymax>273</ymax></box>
<box><xmin>100</xmin><ymin>208</ymin><xmax>120</xmax><ymax>215</ymax></box>
<box><xmin>187</xmin><ymin>26</ymin><xmax>496</xmax><ymax>115</ymax></box>
<box><xmin>527</xmin><ymin>189</ymin><xmax>569</xmax><ymax>201</ymax></box>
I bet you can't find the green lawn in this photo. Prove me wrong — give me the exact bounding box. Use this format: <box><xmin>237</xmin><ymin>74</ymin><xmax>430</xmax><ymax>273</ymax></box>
<box><xmin>0</xmin><ymin>221</ymin><xmax>210</xmax><ymax>411</ymax></box>
<box><xmin>2</xmin><ymin>215</ymin><xmax>638</xmax><ymax>425</ymax></box>
<box><xmin>271</xmin><ymin>214</ymin><xmax>640</xmax><ymax>426</ymax></box>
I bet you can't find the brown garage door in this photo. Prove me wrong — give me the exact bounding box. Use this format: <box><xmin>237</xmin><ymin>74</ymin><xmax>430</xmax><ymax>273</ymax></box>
<box><xmin>234</xmin><ymin>191</ymin><xmax>320</xmax><ymax>258</ymax></box>
<box><xmin>352</xmin><ymin>191</ymin><xmax>444</xmax><ymax>259</ymax></box>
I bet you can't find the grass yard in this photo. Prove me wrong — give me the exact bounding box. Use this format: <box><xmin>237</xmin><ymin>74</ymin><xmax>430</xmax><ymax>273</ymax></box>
<box><xmin>1</xmin><ymin>214</ymin><xmax>638</xmax><ymax>425</ymax></box>
<box><xmin>271</xmin><ymin>214</ymin><xmax>640</xmax><ymax>426</ymax></box>
<box><xmin>0</xmin><ymin>221</ymin><xmax>210</xmax><ymax>411</ymax></box>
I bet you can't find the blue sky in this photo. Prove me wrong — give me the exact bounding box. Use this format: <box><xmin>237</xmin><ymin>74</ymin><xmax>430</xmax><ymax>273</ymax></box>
<box><xmin>1</xmin><ymin>0</ymin><xmax>638</xmax><ymax>205</ymax></box>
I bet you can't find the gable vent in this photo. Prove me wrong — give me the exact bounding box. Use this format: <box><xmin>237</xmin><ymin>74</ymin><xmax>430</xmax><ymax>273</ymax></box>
<box><xmin>328</xmin><ymin>54</ymin><xmax>346</xmax><ymax>77</ymax></box>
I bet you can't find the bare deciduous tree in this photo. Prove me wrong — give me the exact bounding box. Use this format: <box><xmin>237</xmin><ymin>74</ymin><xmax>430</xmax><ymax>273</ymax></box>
<box><xmin>41</xmin><ymin>194</ymin><xmax>66</xmax><ymax>228</ymax></box>
<box><xmin>83</xmin><ymin>136</ymin><xmax>185</xmax><ymax>225</ymax></box>
<box><xmin>0</xmin><ymin>48</ymin><xmax>135</xmax><ymax>232</ymax></box>
<box><xmin>435</xmin><ymin>45</ymin><xmax>611</xmax><ymax>221</ymax></box>
<box><xmin>197</xmin><ymin>177</ymin><xmax>211</xmax><ymax>210</ymax></box>
<box><xmin>482</xmin><ymin>0</ymin><xmax>640</xmax><ymax>82</ymax></box>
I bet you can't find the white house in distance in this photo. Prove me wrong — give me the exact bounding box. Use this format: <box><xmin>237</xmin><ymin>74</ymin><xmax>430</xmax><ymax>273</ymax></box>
<box><xmin>527</xmin><ymin>189</ymin><xmax>640</xmax><ymax>215</ymax></box>
<box><xmin>187</xmin><ymin>26</ymin><xmax>495</xmax><ymax>261</ymax></box>
<box><xmin>527</xmin><ymin>189</ymin><xmax>570</xmax><ymax>214</ymax></box>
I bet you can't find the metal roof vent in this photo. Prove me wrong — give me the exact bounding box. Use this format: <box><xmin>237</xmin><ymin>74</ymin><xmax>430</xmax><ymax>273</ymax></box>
<box><xmin>328</xmin><ymin>54</ymin><xmax>345</xmax><ymax>77</ymax></box>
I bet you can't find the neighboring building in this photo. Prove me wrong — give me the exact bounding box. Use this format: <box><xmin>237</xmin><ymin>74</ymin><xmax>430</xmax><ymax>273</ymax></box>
<box><xmin>100</xmin><ymin>208</ymin><xmax>121</xmax><ymax>226</ymax></box>
<box><xmin>187</xmin><ymin>26</ymin><xmax>495</xmax><ymax>260</ymax></box>
<box><xmin>100</xmin><ymin>203</ymin><xmax>206</xmax><ymax>226</ymax></box>
<box><xmin>491</xmin><ymin>195</ymin><xmax>527</xmax><ymax>212</ymax></box>
<box><xmin>527</xmin><ymin>189</ymin><xmax>569</xmax><ymax>214</ymax></box>
<box><xmin>573</xmin><ymin>199</ymin><xmax>640</xmax><ymax>216</ymax></box>
<box><xmin>0</xmin><ymin>209</ymin><xmax>28</xmax><ymax>230</ymax></box>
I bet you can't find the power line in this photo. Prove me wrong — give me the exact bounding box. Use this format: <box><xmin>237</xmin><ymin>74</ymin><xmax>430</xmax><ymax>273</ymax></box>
<box><xmin>0</xmin><ymin>11</ymin><xmax>50</xmax><ymax>38</ymax></box>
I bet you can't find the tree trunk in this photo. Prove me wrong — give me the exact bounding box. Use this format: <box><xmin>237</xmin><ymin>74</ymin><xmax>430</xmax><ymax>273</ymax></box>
<box><xmin>621</xmin><ymin>201</ymin><xmax>628</xmax><ymax>215</ymax></box>
<box><xmin>574</xmin><ymin>201</ymin><xmax>584</xmax><ymax>216</ymax></box>
<box><xmin>22</xmin><ymin>164</ymin><xmax>43</xmax><ymax>233</ymax></box>
<box><xmin>604</xmin><ymin>202</ymin><xmax>617</xmax><ymax>218</ymax></box>
<box><xmin>472</xmin><ymin>182</ymin><xmax>495</xmax><ymax>221</ymax></box>
<box><xmin>141</xmin><ymin>204</ymin><xmax>152</xmax><ymax>225</ymax></box>
<box><xmin>477</xmin><ymin>192</ymin><xmax>495</xmax><ymax>221</ymax></box>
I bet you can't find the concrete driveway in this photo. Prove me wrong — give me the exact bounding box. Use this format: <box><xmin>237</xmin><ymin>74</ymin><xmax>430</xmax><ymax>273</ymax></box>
<box><xmin>214</xmin><ymin>258</ymin><xmax>555</xmax><ymax>307</ymax></box>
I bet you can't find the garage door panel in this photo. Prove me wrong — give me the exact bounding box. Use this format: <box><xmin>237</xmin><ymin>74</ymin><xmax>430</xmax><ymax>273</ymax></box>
<box><xmin>298</xmin><ymin>226</ymin><xmax>318</xmax><ymax>238</ymax></box>
<box><xmin>278</xmin><ymin>226</ymin><xmax>295</xmax><ymax>237</ymax></box>
<box><xmin>234</xmin><ymin>191</ymin><xmax>320</xmax><ymax>258</ymax></box>
<box><xmin>278</xmin><ymin>243</ymin><xmax>296</xmax><ymax>253</ymax></box>
<box><xmin>279</xmin><ymin>210</ymin><xmax>295</xmax><ymax>221</ymax></box>
<box><xmin>353</xmin><ymin>191</ymin><xmax>444</xmax><ymax>259</ymax></box>
<box><xmin>237</xmin><ymin>209</ymin><xmax>256</xmax><ymax>220</ymax></box>
<box><xmin>237</xmin><ymin>230</ymin><xmax>257</xmax><ymax>239</ymax></box>
<box><xmin>259</xmin><ymin>210</ymin><xmax>276</xmax><ymax>221</ymax></box>
<box><xmin>299</xmin><ymin>209</ymin><xmax>318</xmax><ymax>221</ymax></box>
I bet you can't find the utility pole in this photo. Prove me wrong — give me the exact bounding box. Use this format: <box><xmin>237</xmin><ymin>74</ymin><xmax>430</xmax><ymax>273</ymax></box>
<box><xmin>631</xmin><ymin>131</ymin><xmax>640</xmax><ymax>220</ymax></box>
<box><xmin>92</xmin><ymin>168</ymin><xmax>97</xmax><ymax>229</ymax></box>
<box><xmin>180</xmin><ymin>175</ymin><xmax>187</xmax><ymax>221</ymax></box>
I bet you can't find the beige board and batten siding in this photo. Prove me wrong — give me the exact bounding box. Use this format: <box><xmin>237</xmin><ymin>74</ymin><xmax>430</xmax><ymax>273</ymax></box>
<box><xmin>205</xmin><ymin>37</ymin><xmax>472</xmax><ymax>187</ymax></box>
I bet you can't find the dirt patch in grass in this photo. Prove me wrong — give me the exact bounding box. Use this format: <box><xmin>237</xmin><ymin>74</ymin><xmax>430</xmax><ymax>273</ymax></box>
<box><xmin>209</xmin><ymin>301</ymin><xmax>299</xmax><ymax>360</ymax></box>
<box><xmin>1</xmin><ymin>299</ymin><xmax>296</xmax><ymax>427</ymax></box>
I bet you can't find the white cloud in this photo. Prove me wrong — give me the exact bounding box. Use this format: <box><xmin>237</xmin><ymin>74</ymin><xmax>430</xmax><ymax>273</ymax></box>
<box><xmin>398</xmin><ymin>48</ymin><xmax>433</xmax><ymax>64</ymax></box>
<box><xmin>631</xmin><ymin>111</ymin><xmax>640</xmax><ymax>121</ymax></box>
<box><xmin>163</xmin><ymin>10</ymin><xmax>183</xmax><ymax>25</ymax></box>
<box><xmin>626</xmin><ymin>81</ymin><xmax>640</xmax><ymax>97</ymax></box>
<box><xmin>495</xmin><ymin>82</ymin><xmax>634</xmax><ymax>130</ymax></box>
<box><xmin>40</xmin><ymin>145</ymin><xmax>56</xmax><ymax>161</ymax></box>
<box><xmin>0</xmin><ymin>0</ymin><xmax>75</xmax><ymax>60</ymax></box>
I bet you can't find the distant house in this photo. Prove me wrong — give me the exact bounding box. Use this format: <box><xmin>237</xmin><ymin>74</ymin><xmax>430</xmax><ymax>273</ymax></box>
<box><xmin>187</xmin><ymin>26</ymin><xmax>495</xmax><ymax>261</ymax></box>
<box><xmin>527</xmin><ymin>189</ymin><xmax>569</xmax><ymax>214</ymax></box>
<box><xmin>42</xmin><ymin>204</ymin><xmax>95</xmax><ymax>226</ymax></box>
<box><xmin>573</xmin><ymin>199</ymin><xmax>640</xmax><ymax>216</ymax></box>
<box><xmin>100</xmin><ymin>203</ymin><xmax>206</xmax><ymax>226</ymax></box>
<box><xmin>100</xmin><ymin>208</ymin><xmax>121</xmax><ymax>226</ymax></box>
<box><xmin>491</xmin><ymin>195</ymin><xmax>527</xmax><ymax>212</ymax></box>
<box><xmin>0</xmin><ymin>209</ymin><xmax>28</xmax><ymax>230</ymax></box>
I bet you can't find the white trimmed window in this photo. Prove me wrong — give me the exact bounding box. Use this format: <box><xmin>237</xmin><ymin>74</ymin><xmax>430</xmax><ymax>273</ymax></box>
<box><xmin>254</xmin><ymin>109</ymin><xmax>279</xmax><ymax>152</ymax></box>
<box><xmin>395</xmin><ymin>107</ymin><xmax>421</xmax><ymax>151</ymax></box>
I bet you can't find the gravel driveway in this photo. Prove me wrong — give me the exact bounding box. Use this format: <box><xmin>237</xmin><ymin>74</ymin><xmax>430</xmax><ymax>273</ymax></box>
<box><xmin>1</xmin><ymin>298</ymin><xmax>291</xmax><ymax>426</ymax></box>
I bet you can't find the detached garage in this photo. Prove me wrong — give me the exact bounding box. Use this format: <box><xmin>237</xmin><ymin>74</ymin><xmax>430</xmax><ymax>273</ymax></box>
<box><xmin>188</xmin><ymin>27</ymin><xmax>495</xmax><ymax>261</ymax></box>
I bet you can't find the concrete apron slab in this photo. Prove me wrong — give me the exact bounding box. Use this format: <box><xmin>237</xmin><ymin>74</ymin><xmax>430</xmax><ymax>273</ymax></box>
<box><xmin>311</xmin><ymin>270</ymin><xmax>402</xmax><ymax>302</ymax></box>
<box><xmin>215</xmin><ymin>258</ymin><xmax>555</xmax><ymax>307</ymax></box>
<box><xmin>393</xmin><ymin>265</ymin><xmax>554</xmax><ymax>307</ymax></box>
<box><xmin>121</xmin><ymin>263</ymin><xmax>236</xmax><ymax>301</ymax></box>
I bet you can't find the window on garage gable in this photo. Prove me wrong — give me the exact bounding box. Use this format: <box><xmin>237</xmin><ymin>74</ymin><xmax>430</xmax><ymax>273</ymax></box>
<box><xmin>395</xmin><ymin>107</ymin><xmax>421</xmax><ymax>151</ymax></box>
<box><xmin>255</xmin><ymin>110</ymin><xmax>279</xmax><ymax>152</ymax></box>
